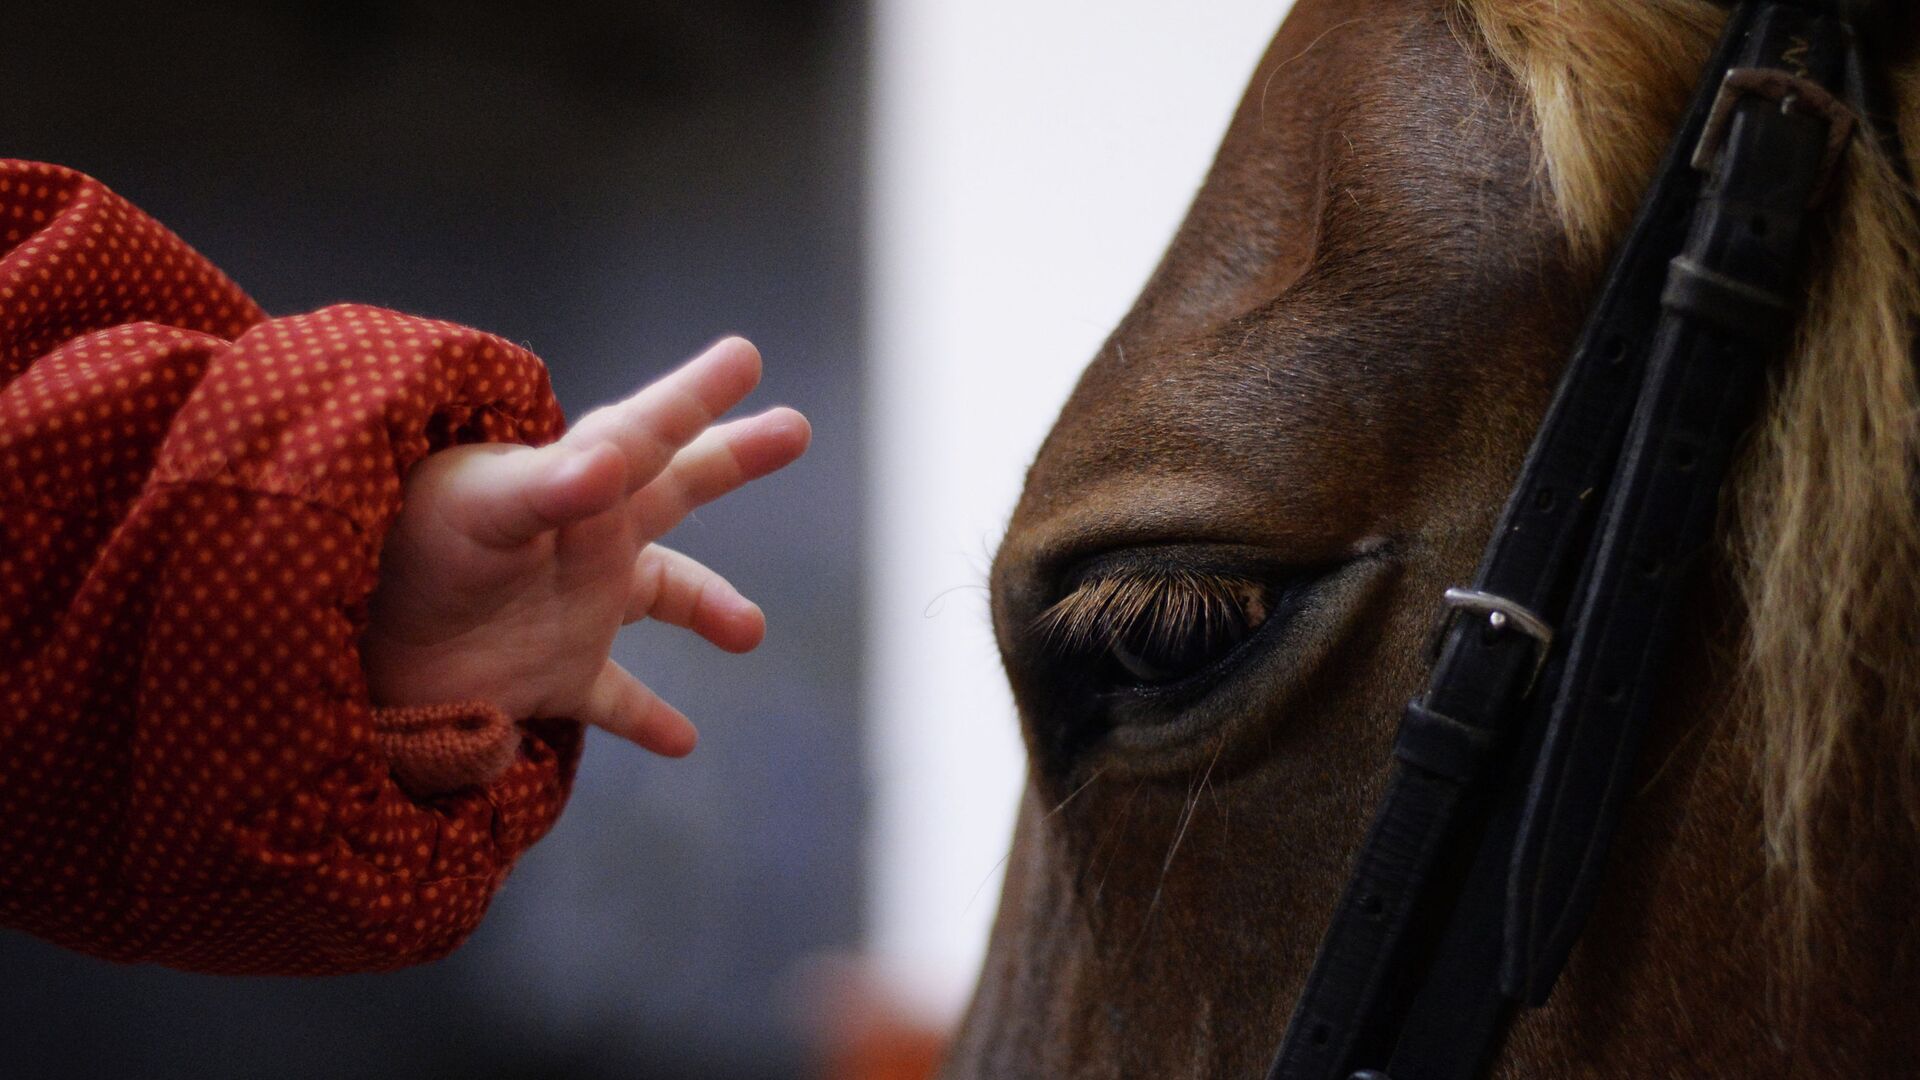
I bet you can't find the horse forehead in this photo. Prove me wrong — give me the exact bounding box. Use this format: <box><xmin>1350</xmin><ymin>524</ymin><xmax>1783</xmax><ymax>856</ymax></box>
<box><xmin>1117</xmin><ymin>0</ymin><xmax>1513</xmax><ymax>333</ymax></box>
<box><xmin>1063</xmin><ymin>20</ymin><xmax>1520</xmax><ymax>406</ymax></box>
<box><xmin>1012</xmin><ymin>0</ymin><xmax>1551</xmax><ymax>538</ymax></box>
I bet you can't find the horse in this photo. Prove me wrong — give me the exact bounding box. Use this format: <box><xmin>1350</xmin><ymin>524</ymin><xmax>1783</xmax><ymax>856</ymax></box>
<box><xmin>944</xmin><ymin>1</ymin><xmax>1920</xmax><ymax>1075</ymax></box>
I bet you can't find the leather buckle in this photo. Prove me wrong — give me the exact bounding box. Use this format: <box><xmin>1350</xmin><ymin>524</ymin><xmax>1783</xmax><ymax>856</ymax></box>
<box><xmin>1438</xmin><ymin>587</ymin><xmax>1555</xmax><ymax>695</ymax></box>
<box><xmin>1689</xmin><ymin>67</ymin><xmax>1856</xmax><ymax>202</ymax></box>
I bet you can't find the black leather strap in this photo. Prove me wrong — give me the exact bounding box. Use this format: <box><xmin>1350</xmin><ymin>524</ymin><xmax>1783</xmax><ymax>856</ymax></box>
<box><xmin>1264</xmin><ymin>4</ymin><xmax>1856</xmax><ymax>1078</ymax></box>
<box><xmin>1394</xmin><ymin>702</ymin><xmax>1496</xmax><ymax>784</ymax></box>
<box><xmin>1503</xmin><ymin>5</ymin><xmax>1850</xmax><ymax>1004</ymax></box>
<box><xmin>1392</xmin><ymin>15</ymin><xmax>1853</xmax><ymax>1079</ymax></box>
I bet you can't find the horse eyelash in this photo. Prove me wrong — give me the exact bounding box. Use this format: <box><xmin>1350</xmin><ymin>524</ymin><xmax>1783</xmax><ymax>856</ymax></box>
<box><xmin>1032</xmin><ymin>570</ymin><xmax>1270</xmax><ymax>655</ymax></box>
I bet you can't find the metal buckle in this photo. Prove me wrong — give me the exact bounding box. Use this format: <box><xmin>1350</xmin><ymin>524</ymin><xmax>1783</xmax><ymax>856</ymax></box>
<box><xmin>1689</xmin><ymin>67</ymin><xmax>1856</xmax><ymax>203</ymax></box>
<box><xmin>1438</xmin><ymin>587</ymin><xmax>1555</xmax><ymax>695</ymax></box>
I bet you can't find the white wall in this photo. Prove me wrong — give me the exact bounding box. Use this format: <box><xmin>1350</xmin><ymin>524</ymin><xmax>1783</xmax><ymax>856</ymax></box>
<box><xmin>865</xmin><ymin>1</ymin><xmax>1295</xmax><ymax>1024</ymax></box>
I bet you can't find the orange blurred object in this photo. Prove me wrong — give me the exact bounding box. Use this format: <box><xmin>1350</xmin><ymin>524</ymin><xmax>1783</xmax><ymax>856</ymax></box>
<box><xmin>805</xmin><ymin>956</ymin><xmax>950</xmax><ymax>1080</ymax></box>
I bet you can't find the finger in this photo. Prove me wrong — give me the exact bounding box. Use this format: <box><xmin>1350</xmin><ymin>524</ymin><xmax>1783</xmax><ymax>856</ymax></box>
<box><xmin>577</xmin><ymin>660</ymin><xmax>699</xmax><ymax>757</ymax></box>
<box><xmin>630</xmin><ymin>406</ymin><xmax>811</xmax><ymax>539</ymax></box>
<box><xmin>559</xmin><ymin>336</ymin><xmax>763</xmax><ymax>494</ymax></box>
<box><xmin>443</xmin><ymin>441</ymin><xmax>628</xmax><ymax>549</ymax></box>
<box><xmin>626</xmin><ymin>544</ymin><xmax>767</xmax><ymax>653</ymax></box>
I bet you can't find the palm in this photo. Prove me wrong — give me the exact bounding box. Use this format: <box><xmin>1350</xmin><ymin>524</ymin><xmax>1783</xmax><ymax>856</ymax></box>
<box><xmin>361</xmin><ymin>338</ymin><xmax>809</xmax><ymax>755</ymax></box>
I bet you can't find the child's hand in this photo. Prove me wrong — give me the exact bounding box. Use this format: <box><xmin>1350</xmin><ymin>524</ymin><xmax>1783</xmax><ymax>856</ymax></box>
<box><xmin>360</xmin><ymin>337</ymin><xmax>810</xmax><ymax>756</ymax></box>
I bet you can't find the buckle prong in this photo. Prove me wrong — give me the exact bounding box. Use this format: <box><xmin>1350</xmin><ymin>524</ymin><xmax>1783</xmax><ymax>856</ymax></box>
<box><xmin>1689</xmin><ymin>67</ymin><xmax>1855</xmax><ymax>202</ymax></box>
<box><xmin>1440</xmin><ymin>587</ymin><xmax>1555</xmax><ymax>694</ymax></box>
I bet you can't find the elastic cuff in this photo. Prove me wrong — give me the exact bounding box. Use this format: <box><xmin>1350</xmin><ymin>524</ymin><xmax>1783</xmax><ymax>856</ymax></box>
<box><xmin>371</xmin><ymin>700</ymin><xmax>522</xmax><ymax>798</ymax></box>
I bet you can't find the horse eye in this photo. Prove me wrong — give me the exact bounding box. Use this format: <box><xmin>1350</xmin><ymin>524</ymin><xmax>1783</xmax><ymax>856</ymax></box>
<box><xmin>1039</xmin><ymin>573</ymin><xmax>1270</xmax><ymax>691</ymax></box>
<box><xmin>1102</xmin><ymin>591</ymin><xmax>1266</xmax><ymax>687</ymax></box>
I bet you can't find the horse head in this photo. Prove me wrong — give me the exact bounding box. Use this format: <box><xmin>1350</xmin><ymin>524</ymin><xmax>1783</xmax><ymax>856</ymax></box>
<box><xmin>954</xmin><ymin>1</ymin><xmax>1920</xmax><ymax>1074</ymax></box>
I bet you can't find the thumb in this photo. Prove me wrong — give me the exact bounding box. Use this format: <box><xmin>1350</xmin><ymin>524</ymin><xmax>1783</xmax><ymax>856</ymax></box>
<box><xmin>432</xmin><ymin>441</ymin><xmax>629</xmax><ymax>549</ymax></box>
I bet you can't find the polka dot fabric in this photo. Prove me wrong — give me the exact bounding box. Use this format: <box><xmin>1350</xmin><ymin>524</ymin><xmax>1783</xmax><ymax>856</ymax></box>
<box><xmin>0</xmin><ymin>160</ymin><xmax>583</xmax><ymax>974</ymax></box>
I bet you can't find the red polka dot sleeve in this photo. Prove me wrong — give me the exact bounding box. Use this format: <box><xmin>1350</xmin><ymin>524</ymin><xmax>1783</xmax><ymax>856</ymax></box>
<box><xmin>0</xmin><ymin>160</ymin><xmax>584</xmax><ymax>974</ymax></box>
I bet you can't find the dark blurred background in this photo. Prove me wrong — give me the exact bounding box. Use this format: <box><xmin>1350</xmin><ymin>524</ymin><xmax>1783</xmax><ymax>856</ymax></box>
<box><xmin>0</xmin><ymin>1</ymin><xmax>868</xmax><ymax>1076</ymax></box>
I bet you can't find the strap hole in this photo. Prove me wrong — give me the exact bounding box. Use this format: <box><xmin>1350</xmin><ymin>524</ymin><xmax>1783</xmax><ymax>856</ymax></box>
<box><xmin>1533</xmin><ymin>487</ymin><xmax>1556</xmax><ymax>512</ymax></box>
<box><xmin>1311</xmin><ymin>1022</ymin><xmax>1333</xmax><ymax>1046</ymax></box>
<box><xmin>1602</xmin><ymin>336</ymin><xmax>1628</xmax><ymax>364</ymax></box>
<box><xmin>1603</xmin><ymin>683</ymin><xmax>1628</xmax><ymax>704</ymax></box>
<box><xmin>1636</xmin><ymin>555</ymin><xmax>1665</xmax><ymax>579</ymax></box>
<box><xmin>1671</xmin><ymin>445</ymin><xmax>1697</xmax><ymax>471</ymax></box>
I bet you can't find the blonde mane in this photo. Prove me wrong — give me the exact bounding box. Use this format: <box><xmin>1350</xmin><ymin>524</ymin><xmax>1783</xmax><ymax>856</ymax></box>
<box><xmin>1462</xmin><ymin>0</ymin><xmax>1920</xmax><ymax>976</ymax></box>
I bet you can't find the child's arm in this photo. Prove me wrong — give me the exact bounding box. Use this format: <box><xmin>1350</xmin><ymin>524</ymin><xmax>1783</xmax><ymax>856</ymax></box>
<box><xmin>0</xmin><ymin>160</ymin><xmax>800</xmax><ymax>974</ymax></box>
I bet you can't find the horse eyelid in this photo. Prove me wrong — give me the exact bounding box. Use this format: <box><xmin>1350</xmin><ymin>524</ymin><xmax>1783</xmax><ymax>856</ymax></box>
<box><xmin>1031</xmin><ymin>572</ymin><xmax>1269</xmax><ymax>654</ymax></box>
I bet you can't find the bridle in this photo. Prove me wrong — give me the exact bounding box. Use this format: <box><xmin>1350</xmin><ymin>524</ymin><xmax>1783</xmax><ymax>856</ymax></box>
<box><xmin>1265</xmin><ymin>3</ymin><xmax>1900</xmax><ymax>1078</ymax></box>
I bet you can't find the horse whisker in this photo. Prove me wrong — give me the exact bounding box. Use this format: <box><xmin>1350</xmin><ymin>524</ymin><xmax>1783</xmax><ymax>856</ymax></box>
<box><xmin>1048</xmin><ymin>766</ymin><xmax>1109</xmax><ymax>821</ymax></box>
<box><xmin>1126</xmin><ymin>743</ymin><xmax>1225</xmax><ymax>963</ymax></box>
<box><xmin>1087</xmin><ymin>780</ymin><xmax>1146</xmax><ymax>910</ymax></box>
